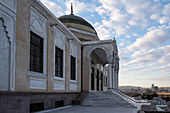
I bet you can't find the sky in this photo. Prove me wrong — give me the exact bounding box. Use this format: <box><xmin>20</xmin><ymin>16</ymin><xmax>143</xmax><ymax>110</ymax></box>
<box><xmin>39</xmin><ymin>0</ymin><xmax>170</xmax><ymax>88</ymax></box>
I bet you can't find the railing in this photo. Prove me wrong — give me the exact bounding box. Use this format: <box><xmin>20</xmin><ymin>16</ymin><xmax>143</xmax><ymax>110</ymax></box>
<box><xmin>111</xmin><ymin>90</ymin><xmax>150</xmax><ymax>110</ymax></box>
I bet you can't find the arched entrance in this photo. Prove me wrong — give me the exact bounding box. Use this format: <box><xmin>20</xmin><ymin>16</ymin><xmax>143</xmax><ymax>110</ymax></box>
<box><xmin>91</xmin><ymin>67</ymin><xmax>95</xmax><ymax>90</ymax></box>
<box><xmin>96</xmin><ymin>70</ymin><xmax>99</xmax><ymax>91</ymax></box>
<box><xmin>82</xmin><ymin>44</ymin><xmax>115</xmax><ymax>92</ymax></box>
<box><xmin>89</xmin><ymin>48</ymin><xmax>110</xmax><ymax>92</ymax></box>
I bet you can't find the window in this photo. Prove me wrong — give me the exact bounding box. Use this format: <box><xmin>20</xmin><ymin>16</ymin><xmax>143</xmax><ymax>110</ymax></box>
<box><xmin>30</xmin><ymin>32</ymin><xmax>44</xmax><ymax>73</ymax></box>
<box><xmin>70</xmin><ymin>55</ymin><xmax>76</xmax><ymax>80</ymax></box>
<box><xmin>55</xmin><ymin>46</ymin><xmax>63</xmax><ymax>77</ymax></box>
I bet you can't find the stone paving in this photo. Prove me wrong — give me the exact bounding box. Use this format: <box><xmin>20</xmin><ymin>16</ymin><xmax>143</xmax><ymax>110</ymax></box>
<box><xmin>38</xmin><ymin>105</ymin><xmax>138</xmax><ymax>113</ymax></box>
<box><xmin>38</xmin><ymin>91</ymin><xmax>138</xmax><ymax>113</ymax></box>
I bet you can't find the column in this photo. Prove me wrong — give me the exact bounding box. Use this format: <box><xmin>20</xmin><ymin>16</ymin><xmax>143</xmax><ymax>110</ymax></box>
<box><xmin>117</xmin><ymin>71</ymin><xmax>119</xmax><ymax>89</ymax></box>
<box><xmin>108</xmin><ymin>64</ymin><xmax>112</xmax><ymax>89</ymax></box>
<box><xmin>94</xmin><ymin>67</ymin><xmax>97</xmax><ymax>91</ymax></box>
<box><xmin>112</xmin><ymin>67</ymin><xmax>116</xmax><ymax>89</ymax></box>
<box><xmin>115</xmin><ymin>70</ymin><xmax>118</xmax><ymax>90</ymax></box>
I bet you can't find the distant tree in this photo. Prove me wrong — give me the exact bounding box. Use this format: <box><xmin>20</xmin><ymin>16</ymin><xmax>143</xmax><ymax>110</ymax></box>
<box><xmin>165</xmin><ymin>97</ymin><xmax>170</xmax><ymax>102</ymax></box>
<box><xmin>150</xmin><ymin>92</ymin><xmax>158</xmax><ymax>99</ymax></box>
<box><xmin>141</xmin><ymin>91</ymin><xmax>158</xmax><ymax>100</ymax></box>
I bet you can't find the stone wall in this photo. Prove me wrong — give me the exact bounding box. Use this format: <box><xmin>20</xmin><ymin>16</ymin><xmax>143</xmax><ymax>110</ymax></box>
<box><xmin>0</xmin><ymin>91</ymin><xmax>79</xmax><ymax>113</ymax></box>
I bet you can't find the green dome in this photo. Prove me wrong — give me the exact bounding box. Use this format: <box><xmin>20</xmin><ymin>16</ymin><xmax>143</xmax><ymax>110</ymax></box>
<box><xmin>58</xmin><ymin>14</ymin><xmax>97</xmax><ymax>34</ymax></box>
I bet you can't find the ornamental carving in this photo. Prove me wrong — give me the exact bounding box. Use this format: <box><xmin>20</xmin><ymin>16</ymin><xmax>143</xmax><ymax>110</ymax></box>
<box><xmin>55</xmin><ymin>28</ymin><xmax>65</xmax><ymax>48</ymax></box>
<box><xmin>70</xmin><ymin>41</ymin><xmax>77</xmax><ymax>57</ymax></box>
<box><xmin>30</xmin><ymin>8</ymin><xmax>47</xmax><ymax>38</ymax></box>
<box><xmin>0</xmin><ymin>0</ymin><xmax>16</xmax><ymax>12</ymax></box>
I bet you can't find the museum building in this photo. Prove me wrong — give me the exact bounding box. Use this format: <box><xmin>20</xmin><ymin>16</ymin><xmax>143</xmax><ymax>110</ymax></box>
<box><xmin>0</xmin><ymin>0</ymin><xmax>119</xmax><ymax>112</ymax></box>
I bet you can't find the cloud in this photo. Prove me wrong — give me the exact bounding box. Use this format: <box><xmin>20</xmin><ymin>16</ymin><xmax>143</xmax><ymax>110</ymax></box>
<box><xmin>39</xmin><ymin>0</ymin><xmax>64</xmax><ymax>16</ymax></box>
<box><xmin>126</xmin><ymin>35</ymin><xmax>131</xmax><ymax>38</ymax></box>
<box><xmin>127</xmin><ymin>25</ymin><xmax>170</xmax><ymax>51</ymax></box>
<box><xmin>94</xmin><ymin>23</ymin><xmax>113</xmax><ymax>40</ymax></box>
<box><xmin>65</xmin><ymin>0</ymin><xmax>95</xmax><ymax>15</ymax></box>
<box><xmin>121</xmin><ymin>66</ymin><xmax>144</xmax><ymax>73</ymax></box>
<box><xmin>123</xmin><ymin>0</ymin><xmax>162</xmax><ymax>27</ymax></box>
<box><xmin>162</xmin><ymin>3</ymin><xmax>170</xmax><ymax>16</ymax></box>
<box><xmin>119</xmin><ymin>43</ymin><xmax>124</xmax><ymax>46</ymax></box>
<box><xmin>120</xmin><ymin>45</ymin><xmax>170</xmax><ymax>81</ymax></box>
<box><xmin>148</xmin><ymin>75</ymin><xmax>170</xmax><ymax>82</ymax></box>
<box><xmin>155</xmin><ymin>65</ymin><xmax>170</xmax><ymax>71</ymax></box>
<box><xmin>120</xmin><ymin>56</ymin><xmax>130</xmax><ymax>61</ymax></box>
<box><xmin>123</xmin><ymin>45</ymin><xmax>170</xmax><ymax>66</ymax></box>
<box><xmin>94</xmin><ymin>0</ymin><xmax>168</xmax><ymax>39</ymax></box>
<box><xmin>159</xmin><ymin>16</ymin><xmax>170</xmax><ymax>24</ymax></box>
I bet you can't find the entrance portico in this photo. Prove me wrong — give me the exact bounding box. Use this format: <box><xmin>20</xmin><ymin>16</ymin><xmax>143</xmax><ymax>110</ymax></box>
<box><xmin>81</xmin><ymin>40</ymin><xmax>119</xmax><ymax>92</ymax></box>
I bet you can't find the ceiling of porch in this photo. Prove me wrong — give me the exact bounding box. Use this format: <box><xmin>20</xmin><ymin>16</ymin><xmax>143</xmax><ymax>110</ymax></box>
<box><xmin>90</xmin><ymin>48</ymin><xmax>108</xmax><ymax>65</ymax></box>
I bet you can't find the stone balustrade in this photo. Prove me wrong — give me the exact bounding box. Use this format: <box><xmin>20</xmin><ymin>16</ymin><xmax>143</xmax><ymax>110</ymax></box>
<box><xmin>111</xmin><ymin>90</ymin><xmax>150</xmax><ymax>110</ymax></box>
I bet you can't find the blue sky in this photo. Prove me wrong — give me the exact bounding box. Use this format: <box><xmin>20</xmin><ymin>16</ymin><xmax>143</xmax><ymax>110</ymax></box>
<box><xmin>39</xmin><ymin>0</ymin><xmax>170</xmax><ymax>87</ymax></box>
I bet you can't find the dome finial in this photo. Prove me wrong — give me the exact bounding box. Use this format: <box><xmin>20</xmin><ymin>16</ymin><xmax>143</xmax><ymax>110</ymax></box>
<box><xmin>71</xmin><ymin>3</ymin><xmax>74</xmax><ymax>15</ymax></box>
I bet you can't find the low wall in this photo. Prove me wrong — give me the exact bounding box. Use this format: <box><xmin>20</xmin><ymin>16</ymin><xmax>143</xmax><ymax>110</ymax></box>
<box><xmin>0</xmin><ymin>91</ymin><xmax>80</xmax><ymax>113</ymax></box>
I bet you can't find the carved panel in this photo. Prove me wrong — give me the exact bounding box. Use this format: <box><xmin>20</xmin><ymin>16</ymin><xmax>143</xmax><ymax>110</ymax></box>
<box><xmin>53</xmin><ymin>80</ymin><xmax>65</xmax><ymax>90</ymax></box>
<box><xmin>30</xmin><ymin>8</ymin><xmax>47</xmax><ymax>38</ymax></box>
<box><xmin>30</xmin><ymin>77</ymin><xmax>46</xmax><ymax>89</ymax></box>
<box><xmin>70</xmin><ymin>82</ymin><xmax>77</xmax><ymax>90</ymax></box>
<box><xmin>0</xmin><ymin>1</ymin><xmax>16</xmax><ymax>91</ymax></box>
<box><xmin>70</xmin><ymin>41</ymin><xmax>77</xmax><ymax>57</ymax></box>
<box><xmin>55</xmin><ymin>28</ymin><xmax>65</xmax><ymax>49</ymax></box>
<box><xmin>0</xmin><ymin>0</ymin><xmax>16</xmax><ymax>12</ymax></box>
<box><xmin>0</xmin><ymin>20</ymin><xmax>10</xmax><ymax>91</ymax></box>
<box><xmin>0</xmin><ymin>11</ymin><xmax>14</xmax><ymax>39</ymax></box>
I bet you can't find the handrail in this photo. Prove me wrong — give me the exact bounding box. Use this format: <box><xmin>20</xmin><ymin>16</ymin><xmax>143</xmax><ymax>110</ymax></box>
<box><xmin>111</xmin><ymin>90</ymin><xmax>150</xmax><ymax>109</ymax></box>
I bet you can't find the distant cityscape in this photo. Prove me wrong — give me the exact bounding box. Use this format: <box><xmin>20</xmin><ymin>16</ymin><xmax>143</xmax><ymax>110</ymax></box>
<box><xmin>119</xmin><ymin>84</ymin><xmax>170</xmax><ymax>93</ymax></box>
<box><xmin>119</xmin><ymin>84</ymin><xmax>170</xmax><ymax>106</ymax></box>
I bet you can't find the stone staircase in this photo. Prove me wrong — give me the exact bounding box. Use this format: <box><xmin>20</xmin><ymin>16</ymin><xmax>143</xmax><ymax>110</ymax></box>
<box><xmin>82</xmin><ymin>91</ymin><xmax>135</xmax><ymax>108</ymax></box>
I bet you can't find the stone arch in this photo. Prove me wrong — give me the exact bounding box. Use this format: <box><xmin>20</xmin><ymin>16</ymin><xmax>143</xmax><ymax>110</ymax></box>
<box><xmin>87</xmin><ymin>44</ymin><xmax>114</xmax><ymax>66</ymax></box>
<box><xmin>88</xmin><ymin>47</ymin><xmax>110</xmax><ymax>66</ymax></box>
<box><xmin>87</xmin><ymin>46</ymin><xmax>109</xmax><ymax>60</ymax></box>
